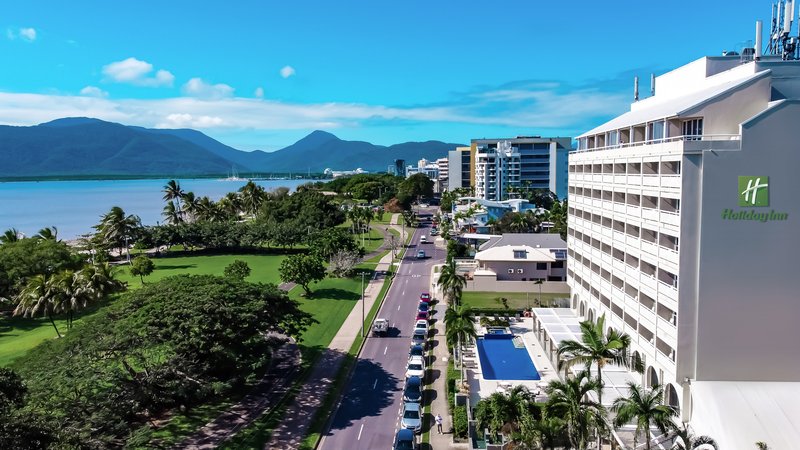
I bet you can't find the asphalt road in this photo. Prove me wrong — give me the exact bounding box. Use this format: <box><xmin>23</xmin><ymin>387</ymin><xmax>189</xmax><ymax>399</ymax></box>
<box><xmin>319</xmin><ymin>213</ymin><xmax>445</xmax><ymax>450</ymax></box>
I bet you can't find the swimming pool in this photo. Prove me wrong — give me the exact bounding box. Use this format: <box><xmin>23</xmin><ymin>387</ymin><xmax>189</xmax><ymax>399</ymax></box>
<box><xmin>476</xmin><ymin>333</ymin><xmax>541</xmax><ymax>380</ymax></box>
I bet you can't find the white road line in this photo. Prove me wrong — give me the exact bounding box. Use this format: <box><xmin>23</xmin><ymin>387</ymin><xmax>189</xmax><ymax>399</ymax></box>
<box><xmin>357</xmin><ymin>423</ymin><xmax>364</xmax><ymax>440</ymax></box>
<box><xmin>384</xmin><ymin>346</ymin><xmax>388</xmax><ymax>355</ymax></box>
<box><xmin>397</xmin><ymin>304</ymin><xmax>401</xmax><ymax>311</ymax></box>
<box><xmin>373</xmin><ymin>379</ymin><xmax>378</xmax><ymax>389</ymax></box>
<box><xmin>402</xmin><ymin>289</ymin><xmax>406</xmax><ymax>295</ymax></box>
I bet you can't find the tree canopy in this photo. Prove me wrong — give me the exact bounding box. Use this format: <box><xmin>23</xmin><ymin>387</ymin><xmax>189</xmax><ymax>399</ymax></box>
<box><xmin>279</xmin><ymin>254</ymin><xmax>326</xmax><ymax>296</ymax></box>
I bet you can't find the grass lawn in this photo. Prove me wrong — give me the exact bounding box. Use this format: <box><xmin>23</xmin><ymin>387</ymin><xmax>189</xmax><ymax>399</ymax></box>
<box><xmin>0</xmin><ymin>315</ymin><xmax>82</xmax><ymax>367</ymax></box>
<box><xmin>461</xmin><ymin>291</ymin><xmax>569</xmax><ymax>310</ymax></box>
<box><xmin>116</xmin><ymin>253</ymin><xmax>287</xmax><ymax>286</ymax></box>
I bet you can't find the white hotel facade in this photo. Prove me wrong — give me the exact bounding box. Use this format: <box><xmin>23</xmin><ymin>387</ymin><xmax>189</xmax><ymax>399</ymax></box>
<box><xmin>567</xmin><ymin>54</ymin><xmax>800</xmax><ymax>447</ymax></box>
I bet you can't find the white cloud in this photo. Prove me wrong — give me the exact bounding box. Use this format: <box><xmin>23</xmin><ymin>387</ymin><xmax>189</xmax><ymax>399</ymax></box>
<box><xmin>6</xmin><ymin>27</ymin><xmax>37</xmax><ymax>42</ymax></box>
<box><xmin>159</xmin><ymin>113</ymin><xmax>224</xmax><ymax>128</ymax></box>
<box><xmin>102</xmin><ymin>57</ymin><xmax>174</xmax><ymax>87</ymax></box>
<box><xmin>280</xmin><ymin>65</ymin><xmax>295</xmax><ymax>79</ymax></box>
<box><xmin>79</xmin><ymin>86</ymin><xmax>108</xmax><ymax>98</ymax></box>
<box><xmin>181</xmin><ymin>78</ymin><xmax>234</xmax><ymax>99</ymax></box>
<box><xmin>254</xmin><ymin>87</ymin><xmax>264</xmax><ymax>99</ymax></box>
<box><xmin>19</xmin><ymin>27</ymin><xmax>36</xmax><ymax>41</ymax></box>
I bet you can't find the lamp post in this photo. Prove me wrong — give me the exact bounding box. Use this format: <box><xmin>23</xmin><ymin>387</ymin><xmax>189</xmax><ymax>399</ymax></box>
<box><xmin>361</xmin><ymin>271</ymin><xmax>366</xmax><ymax>338</ymax></box>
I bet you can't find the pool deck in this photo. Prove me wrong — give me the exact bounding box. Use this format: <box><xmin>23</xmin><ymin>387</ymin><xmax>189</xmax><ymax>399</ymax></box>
<box><xmin>463</xmin><ymin>317</ymin><xmax>561</xmax><ymax>405</ymax></box>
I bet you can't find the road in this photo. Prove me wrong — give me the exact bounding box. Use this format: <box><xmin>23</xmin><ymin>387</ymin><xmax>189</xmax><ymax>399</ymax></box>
<box><xmin>319</xmin><ymin>212</ymin><xmax>445</xmax><ymax>450</ymax></box>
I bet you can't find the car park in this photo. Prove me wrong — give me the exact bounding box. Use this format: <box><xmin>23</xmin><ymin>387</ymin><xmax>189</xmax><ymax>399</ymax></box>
<box><xmin>406</xmin><ymin>355</ymin><xmax>426</xmax><ymax>378</ymax></box>
<box><xmin>403</xmin><ymin>375</ymin><xmax>422</xmax><ymax>402</ymax></box>
<box><xmin>401</xmin><ymin>402</ymin><xmax>422</xmax><ymax>432</ymax></box>
<box><xmin>419</xmin><ymin>292</ymin><xmax>431</xmax><ymax>303</ymax></box>
<box><xmin>411</xmin><ymin>328</ymin><xmax>427</xmax><ymax>347</ymax></box>
<box><xmin>393</xmin><ymin>428</ymin><xmax>417</xmax><ymax>450</ymax></box>
<box><xmin>414</xmin><ymin>320</ymin><xmax>428</xmax><ymax>333</ymax></box>
<box><xmin>408</xmin><ymin>344</ymin><xmax>424</xmax><ymax>359</ymax></box>
<box><xmin>416</xmin><ymin>250</ymin><xmax>425</xmax><ymax>259</ymax></box>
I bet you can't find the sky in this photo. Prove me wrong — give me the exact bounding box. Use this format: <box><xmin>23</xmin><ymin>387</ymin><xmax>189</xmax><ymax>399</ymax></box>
<box><xmin>0</xmin><ymin>1</ymin><xmax>771</xmax><ymax>150</ymax></box>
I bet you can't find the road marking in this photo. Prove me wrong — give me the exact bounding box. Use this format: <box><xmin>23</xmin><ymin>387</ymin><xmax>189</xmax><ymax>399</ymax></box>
<box><xmin>397</xmin><ymin>304</ymin><xmax>401</xmax><ymax>311</ymax></box>
<box><xmin>384</xmin><ymin>346</ymin><xmax>388</xmax><ymax>355</ymax></box>
<box><xmin>373</xmin><ymin>379</ymin><xmax>378</xmax><ymax>389</ymax></box>
<box><xmin>357</xmin><ymin>423</ymin><xmax>364</xmax><ymax>440</ymax></box>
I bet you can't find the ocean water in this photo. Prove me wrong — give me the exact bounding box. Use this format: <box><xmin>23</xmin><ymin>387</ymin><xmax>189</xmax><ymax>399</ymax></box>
<box><xmin>0</xmin><ymin>178</ymin><xmax>311</xmax><ymax>240</ymax></box>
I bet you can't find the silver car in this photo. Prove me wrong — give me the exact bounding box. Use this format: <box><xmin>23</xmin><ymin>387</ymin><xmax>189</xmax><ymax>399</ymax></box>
<box><xmin>401</xmin><ymin>401</ymin><xmax>422</xmax><ymax>433</ymax></box>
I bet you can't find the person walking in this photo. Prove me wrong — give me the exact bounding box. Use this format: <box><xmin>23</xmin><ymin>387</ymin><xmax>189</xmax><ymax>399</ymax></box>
<box><xmin>435</xmin><ymin>413</ymin><xmax>443</xmax><ymax>434</ymax></box>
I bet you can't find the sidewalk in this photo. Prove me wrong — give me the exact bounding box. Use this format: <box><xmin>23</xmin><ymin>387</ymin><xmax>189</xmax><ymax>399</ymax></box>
<box><xmin>266</xmin><ymin>214</ymin><xmax>407</xmax><ymax>450</ymax></box>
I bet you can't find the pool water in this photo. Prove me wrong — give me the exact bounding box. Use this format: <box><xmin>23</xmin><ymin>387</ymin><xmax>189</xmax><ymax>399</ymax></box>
<box><xmin>476</xmin><ymin>333</ymin><xmax>541</xmax><ymax>380</ymax></box>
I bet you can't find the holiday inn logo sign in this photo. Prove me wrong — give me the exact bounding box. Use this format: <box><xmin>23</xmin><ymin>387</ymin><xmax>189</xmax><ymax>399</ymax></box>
<box><xmin>722</xmin><ymin>176</ymin><xmax>788</xmax><ymax>222</ymax></box>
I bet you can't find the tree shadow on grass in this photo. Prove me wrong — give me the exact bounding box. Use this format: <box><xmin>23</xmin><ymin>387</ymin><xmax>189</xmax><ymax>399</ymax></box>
<box><xmin>310</xmin><ymin>288</ymin><xmax>360</xmax><ymax>301</ymax></box>
<box><xmin>155</xmin><ymin>264</ymin><xmax>197</xmax><ymax>270</ymax></box>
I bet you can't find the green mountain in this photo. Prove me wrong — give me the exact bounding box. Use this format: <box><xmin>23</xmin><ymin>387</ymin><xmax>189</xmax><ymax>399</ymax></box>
<box><xmin>0</xmin><ymin>118</ymin><xmax>462</xmax><ymax>177</ymax></box>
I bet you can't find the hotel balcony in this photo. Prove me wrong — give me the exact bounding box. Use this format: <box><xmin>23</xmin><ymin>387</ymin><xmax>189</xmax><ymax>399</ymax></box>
<box><xmin>574</xmin><ymin>134</ymin><xmax>741</xmax><ymax>156</ymax></box>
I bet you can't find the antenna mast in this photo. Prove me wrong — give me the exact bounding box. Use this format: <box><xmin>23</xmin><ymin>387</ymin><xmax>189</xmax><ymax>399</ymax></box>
<box><xmin>766</xmin><ymin>0</ymin><xmax>799</xmax><ymax>59</ymax></box>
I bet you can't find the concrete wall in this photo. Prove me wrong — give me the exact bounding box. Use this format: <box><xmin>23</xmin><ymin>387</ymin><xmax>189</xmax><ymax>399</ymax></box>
<box><xmin>693</xmin><ymin>100</ymin><xmax>800</xmax><ymax>381</ymax></box>
<box><xmin>466</xmin><ymin>277</ymin><xmax>570</xmax><ymax>294</ymax></box>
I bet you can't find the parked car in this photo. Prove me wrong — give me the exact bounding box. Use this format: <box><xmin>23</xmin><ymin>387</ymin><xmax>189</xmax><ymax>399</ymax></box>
<box><xmin>393</xmin><ymin>428</ymin><xmax>417</xmax><ymax>450</ymax></box>
<box><xmin>401</xmin><ymin>402</ymin><xmax>422</xmax><ymax>432</ymax></box>
<box><xmin>414</xmin><ymin>320</ymin><xmax>428</xmax><ymax>333</ymax></box>
<box><xmin>420</xmin><ymin>235</ymin><xmax>427</xmax><ymax>244</ymax></box>
<box><xmin>416</xmin><ymin>250</ymin><xmax>425</xmax><ymax>259</ymax></box>
<box><xmin>406</xmin><ymin>355</ymin><xmax>426</xmax><ymax>378</ymax></box>
<box><xmin>419</xmin><ymin>292</ymin><xmax>431</xmax><ymax>303</ymax></box>
<box><xmin>403</xmin><ymin>376</ymin><xmax>422</xmax><ymax>402</ymax></box>
<box><xmin>417</xmin><ymin>302</ymin><xmax>429</xmax><ymax>313</ymax></box>
<box><xmin>430</xmin><ymin>228</ymin><xmax>439</xmax><ymax>236</ymax></box>
<box><xmin>408</xmin><ymin>344</ymin><xmax>424</xmax><ymax>359</ymax></box>
<box><xmin>411</xmin><ymin>328</ymin><xmax>427</xmax><ymax>347</ymax></box>
<box><xmin>415</xmin><ymin>311</ymin><xmax>429</xmax><ymax>322</ymax></box>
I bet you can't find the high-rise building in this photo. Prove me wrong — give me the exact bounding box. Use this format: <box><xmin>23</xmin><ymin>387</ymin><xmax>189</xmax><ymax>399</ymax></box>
<box><xmin>567</xmin><ymin>51</ymin><xmax>800</xmax><ymax>445</ymax></box>
<box><xmin>436</xmin><ymin>157</ymin><xmax>449</xmax><ymax>192</ymax></box>
<box><xmin>447</xmin><ymin>146</ymin><xmax>475</xmax><ymax>192</ymax></box>
<box><xmin>393</xmin><ymin>159</ymin><xmax>406</xmax><ymax>178</ymax></box>
<box><xmin>471</xmin><ymin>136</ymin><xmax>570</xmax><ymax>201</ymax></box>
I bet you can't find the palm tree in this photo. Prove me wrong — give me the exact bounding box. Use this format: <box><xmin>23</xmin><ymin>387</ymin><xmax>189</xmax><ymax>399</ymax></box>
<box><xmin>545</xmin><ymin>370</ymin><xmax>607</xmax><ymax>449</ymax></box>
<box><xmin>557</xmin><ymin>314</ymin><xmax>631</xmax><ymax>405</ymax></box>
<box><xmin>437</xmin><ymin>258</ymin><xmax>466</xmax><ymax>305</ymax></box>
<box><xmin>0</xmin><ymin>228</ymin><xmax>21</xmax><ymax>244</ymax></box>
<box><xmin>162</xmin><ymin>179</ymin><xmax>185</xmax><ymax>211</ymax></box>
<box><xmin>48</xmin><ymin>270</ymin><xmax>86</xmax><ymax>330</ymax></box>
<box><xmin>13</xmin><ymin>274</ymin><xmax>61</xmax><ymax>337</ymax></box>
<box><xmin>35</xmin><ymin>226</ymin><xmax>58</xmax><ymax>241</ymax></box>
<box><xmin>671</xmin><ymin>423</ymin><xmax>718</xmax><ymax>450</ymax></box>
<box><xmin>195</xmin><ymin>196</ymin><xmax>216</xmax><ymax>222</ymax></box>
<box><xmin>612</xmin><ymin>382</ymin><xmax>678</xmax><ymax>450</ymax></box>
<box><xmin>181</xmin><ymin>191</ymin><xmax>199</xmax><ymax>223</ymax></box>
<box><xmin>94</xmin><ymin>206</ymin><xmax>142</xmax><ymax>260</ymax></box>
<box><xmin>239</xmin><ymin>180</ymin><xmax>266</xmax><ymax>216</ymax></box>
<box><xmin>162</xmin><ymin>200</ymin><xmax>183</xmax><ymax>225</ymax></box>
<box><xmin>77</xmin><ymin>262</ymin><xmax>125</xmax><ymax>301</ymax></box>
<box><xmin>531</xmin><ymin>416</ymin><xmax>567</xmax><ymax>450</ymax></box>
<box><xmin>218</xmin><ymin>192</ymin><xmax>242</xmax><ymax>219</ymax></box>
<box><xmin>475</xmin><ymin>386</ymin><xmax>536</xmax><ymax>441</ymax></box>
<box><xmin>444</xmin><ymin>305</ymin><xmax>477</xmax><ymax>370</ymax></box>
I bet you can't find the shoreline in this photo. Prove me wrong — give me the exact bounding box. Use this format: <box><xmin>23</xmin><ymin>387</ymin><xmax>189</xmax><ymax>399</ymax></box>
<box><xmin>0</xmin><ymin>173</ymin><xmax>326</xmax><ymax>183</ymax></box>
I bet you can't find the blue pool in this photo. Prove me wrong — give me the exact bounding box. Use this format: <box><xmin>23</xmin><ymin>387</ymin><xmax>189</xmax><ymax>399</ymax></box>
<box><xmin>476</xmin><ymin>333</ymin><xmax>541</xmax><ymax>380</ymax></box>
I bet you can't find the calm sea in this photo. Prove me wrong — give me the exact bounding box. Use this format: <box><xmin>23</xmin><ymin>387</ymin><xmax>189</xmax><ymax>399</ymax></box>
<box><xmin>0</xmin><ymin>178</ymin><xmax>311</xmax><ymax>240</ymax></box>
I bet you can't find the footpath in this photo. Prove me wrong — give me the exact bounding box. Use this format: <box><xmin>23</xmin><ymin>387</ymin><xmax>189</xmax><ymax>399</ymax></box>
<box><xmin>266</xmin><ymin>214</ymin><xmax>407</xmax><ymax>450</ymax></box>
<box><xmin>428</xmin><ymin>238</ymin><xmax>468</xmax><ymax>450</ymax></box>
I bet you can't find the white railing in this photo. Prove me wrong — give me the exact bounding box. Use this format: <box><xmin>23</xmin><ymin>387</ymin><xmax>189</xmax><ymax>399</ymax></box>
<box><xmin>575</xmin><ymin>134</ymin><xmax>740</xmax><ymax>154</ymax></box>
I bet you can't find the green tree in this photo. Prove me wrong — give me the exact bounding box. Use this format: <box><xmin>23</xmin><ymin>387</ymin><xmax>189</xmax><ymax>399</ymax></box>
<box><xmin>0</xmin><ymin>228</ymin><xmax>21</xmax><ymax>244</ymax></box>
<box><xmin>162</xmin><ymin>200</ymin><xmax>183</xmax><ymax>225</ymax></box>
<box><xmin>444</xmin><ymin>305</ymin><xmax>477</xmax><ymax>369</ymax></box>
<box><xmin>34</xmin><ymin>226</ymin><xmax>58</xmax><ymax>241</ymax></box>
<box><xmin>671</xmin><ymin>423</ymin><xmax>718</xmax><ymax>450</ymax></box>
<box><xmin>0</xmin><ymin>368</ymin><xmax>54</xmax><ymax>450</ymax></box>
<box><xmin>13</xmin><ymin>274</ymin><xmax>62</xmax><ymax>338</ymax></box>
<box><xmin>396</xmin><ymin>173</ymin><xmax>434</xmax><ymax>208</ymax></box>
<box><xmin>612</xmin><ymin>383</ymin><xmax>678</xmax><ymax>450</ymax></box>
<box><xmin>162</xmin><ymin>179</ymin><xmax>185</xmax><ymax>212</ymax></box>
<box><xmin>239</xmin><ymin>180</ymin><xmax>266</xmax><ymax>216</ymax></box>
<box><xmin>129</xmin><ymin>255</ymin><xmax>155</xmax><ymax>284</ymax></box>
<box><xmin>475</xmin><ymin>385</ymin><xmax>536</xmax><ymax>440</ymax></box>
<box><xmin>93</xmin><ymin>206</ymin><xmax>141</xmax><ymax>258</ymax></box>
<box><xmin>545</xmin><ymin>370</ymin><xmax>607</xmax><ymax>449</ymax></box>
<box><xmin>181</xmin><ymin>191</ymin><xmax>200</xmax><ymax>223</ymax></box>
<box><xmin>279</xmin><ymin>254</ymin><xmax>326</xmax><ymax>296</ymax></box>
<box><xmin>0</xmin><ymin>237</ymin><xmax>83</xmax><ymax>301</ymax></box>
<box><xmin>437</xmin><ymin>258</ymin><xmax>466</xmax><ymax>305</ymax></box>
<box><xmin>557</xmin><ymin>314</ymin><xmax>631</xmax><ymax>404</ymax></box>
<box><xmin>224</xmin><ymin>260</ymin><xmax>251</xmax><ymax>281</ymax></box>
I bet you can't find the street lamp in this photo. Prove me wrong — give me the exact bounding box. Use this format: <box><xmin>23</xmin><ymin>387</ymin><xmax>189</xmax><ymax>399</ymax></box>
<box><xmin>361</xmin><ymin>271</ymin><xmax>366</xmax><ymax>338</ymax></box>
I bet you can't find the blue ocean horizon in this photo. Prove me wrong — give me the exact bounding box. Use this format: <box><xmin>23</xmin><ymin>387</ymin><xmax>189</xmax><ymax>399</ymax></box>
<box><xmin>0</xmin><ymin>178</ymin><xmax>311</xmax><ymax>240</ymax></box>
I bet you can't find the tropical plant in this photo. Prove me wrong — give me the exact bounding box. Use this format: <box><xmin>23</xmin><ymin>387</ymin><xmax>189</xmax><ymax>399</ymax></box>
<box><xmin>129</xmin><ymin>255</ymin><xmax>155</xmax><ymax>284</ymax></box>
<box><xmin>239</xmin><ymin>180</ymin><xmax>266</xmax><ymax>216</ymax></box>
<box><xmin>755</xmin><ymin>443</ymin><xmax>769</xmax><ymax>450</ymax></box>
<box><xmin>437</xmin><ymin>258</ymin><xmax>466</xmax><ymax>305</ymax></box>
<box><xmin>444</xmin><ymin>305</ymin><xmax>477</xmax><ymax>369</ymax></box>
<box><xmin>162</xmin><ymin>200</ymin><xmax>183</xmax><ymax>225</ymax></box>
<box><xmin>223</xmin><ymin>260</ymin><xmax>251</xmax><ymax>281</ymax></box>
<box><xmin>545</xmin><ymin>370</ymin><xmax>607</xmax><ymax>449</ymax></box>
<box><xmin>475</xmin><ymin>386</ymin><xmax>536</xmax><ymax>440</ymax></box>
<box><xmin>93</xmin><ymin>206</ymin><xmax>141</xmax><ymax>258</ymax></box>
<box><xmin>557</xmin><ymin>313</ymin><xmax>631</xmax><ymax>404</ymax></box>
<box><xmin>0</xmin><ymin>228</ymin><xmax>20</xmax><ymax>244</ymax></box>
<box><xmin>278</xmin><ymin>254</ymin><xmax>326</xmax><ymax>297</ymax></box>
<box><xmin>612</xmin><ymin>382</ymin><xmax>677</xmax><ymax>450</ymax></box>
<box><xmin>77</xmin><ymin>262</ymin><xmax>124</xmax><ymax>301</ymax></box>
<box><xmin>34</xmin><ymin>226</ymin><xmax>58</xmax><ymax>241</ymax></box>
<box><xmin>181</xmin><ymin>191</ymin><xmax>199</xmax><ymax>223</ymax></box>
<box><xmin>671</xmin><ymin>423</ymin><xmax>718</xmax><ymax>450</ymax></box>
<box><xmin>162</xmin><ymin>179</ymin><xmax>185</xmax><ymax>211</ymax></box>
<box><xmin>13</xmin><ymin>274</ymin><xmax>61</xmax><ymax>337</ymax></box>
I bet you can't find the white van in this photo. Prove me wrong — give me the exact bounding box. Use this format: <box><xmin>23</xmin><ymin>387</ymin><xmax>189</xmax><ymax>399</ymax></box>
<box><xmin>420</xmin><ymin>235</ymin><xmax>427</xmax><ymax>244</ymax></box>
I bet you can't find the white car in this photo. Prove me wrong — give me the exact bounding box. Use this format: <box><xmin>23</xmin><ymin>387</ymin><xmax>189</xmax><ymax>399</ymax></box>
<box><xmin>414</xmin><ymin>320</ymin><xmax>428</xmax><ymax>334</ymax></box>
<box><xmin>406</xmin><ymin>355</ymin><xmax>426</xmax><ymax>378</ymax></box>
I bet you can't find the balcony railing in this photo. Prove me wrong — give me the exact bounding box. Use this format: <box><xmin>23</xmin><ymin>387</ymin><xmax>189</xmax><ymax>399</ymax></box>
<box><xmin>575</xmin><ymin>134</ymin><xmax>740</xmax><ymax>154</ymax></box>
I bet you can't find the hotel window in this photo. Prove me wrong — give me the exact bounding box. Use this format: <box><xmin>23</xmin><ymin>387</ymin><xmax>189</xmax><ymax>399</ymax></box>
<box><xmin>682</xmin><ymin>118</ymin><xmax>703</xmax><ymax>139</ymax></box>
<box><xmin>508</xmin><ymin>269</ymin><xmax>515</xmax><ymax>274</ymax></box>
<box><xmin>536</xmin><ymin>263</ymin><xmax>548</xmax><ymax>270</ymax></box>
<box><xmin>517</xmin><ymin>269</ymin><xmax>524</xmax><ymax>274</ymax></box>
<box><xmin>513</xmin><ymin>250</ymin><xmax>527</xmax><ymax>259</ymax></box>
<box><xmin>607</xmin><ymin>130</ymin><xmax>619</xmax><ymax>146</ymax></box>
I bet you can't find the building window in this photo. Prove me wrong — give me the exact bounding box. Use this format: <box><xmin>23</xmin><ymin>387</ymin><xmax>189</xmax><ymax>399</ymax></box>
<box><xmin>513</xmin><ymin>250</ymin><xmax>527</xmax><ymax>259</ymax></box>
<box><xmin>517</xmin><ymin>269</ymin><xmax>524</xmax><ymax>273</ymax></box>
<box><xmin>551</xmin><ymin>261</ymin><xmax>564</xmax><ymax>269</ymax></box>
<box><xmin>507</xmin><ymin>269</ymin><xmax>514</xmax><ymax>274</ymax></box>
<box><xmin>682</xmin><ymin>118</ymin><xmax>703</xmax><ymax>138</ymax></box>
<box><xmin>536</xmin><ymin>263</ymin><xmax>547</xmax><ymax>270</ymax></box>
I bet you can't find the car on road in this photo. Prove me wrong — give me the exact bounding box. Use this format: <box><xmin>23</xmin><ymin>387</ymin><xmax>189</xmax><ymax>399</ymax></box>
<box><xmin>419</xmin><ymin>292</ymin><xmax>431</xmax><ymax>303</ymax></box>
<box><xmin>403</xmin><ymin>375</ymin><xmax>422</xmax><ymax>403</ymax></box>
<box><xmin>372</xmin><ymin>318</ymin><xmax>389</xmax><ymax>336</ymax></box>
<box><xmin>416</xmin><ymin>250</ymin><xmax>425</xmax><ymax>259</ymax></box>
<box><xmin>420</xmin><ymin>235</ymin><xmax>427</xmax><ymax>244</ymax></box>
<box><xmin>415</xmin><ymin>310</ymin><xmax>429</xmax><ymax>322</ymax></box>
<box><xmin>414</xmin><ymin>320</ymin><xmax>428</xmax><ymax>333</ymax></box>
<box><xmin>393</xmin><ymin>428</ymin><xmax>417</xmax><ymax>450</ymax></box>
<box><xmin>406</xmin><ymin>355</ymin><xmax>426</xmax><ymax>378</ymax></box>
<box><xmin>408</xmin><ymin>344</ymin><xmax>424</xmax><ymax>359</ymax></box>
<box><xmin>401</xmin><ymin>402</ymin><xmax>422</xmax><ymax>432</ymax></box>
<box><xmin>411</xmin><ymin>328</ymin><xmax>427</xmax><ymax>347</ymax></box>
<box><xmin>417</xmin><ymin>302</ymin><xmax>429</xmax><ymax>313</ymax></box>
<box><xmin>430</xmin><ymin>228</ymin><xmax>439</xmax><ymax>236</ymax></box>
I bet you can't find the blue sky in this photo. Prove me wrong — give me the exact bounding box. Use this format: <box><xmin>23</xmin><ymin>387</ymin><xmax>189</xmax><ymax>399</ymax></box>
<box><xmin>0</xmin><ymin>1</ymin><xmax>769</xmax><ymax>150</ymax></box>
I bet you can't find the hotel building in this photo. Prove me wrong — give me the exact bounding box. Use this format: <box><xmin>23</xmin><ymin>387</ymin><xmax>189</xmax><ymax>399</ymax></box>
<box><xmin>447</xmin><ymin>146</ymin><xmax>475</xmax><ymax>191</ymax></box>
<box><xmin>567</xmin><ymin>52</ymin><xmax>800</xmax><ymax>446</ymax></box>
<box><xmin>472</xmin><ymin>136</ymin><xmax>570</xmax><ymax>201</ymax></box>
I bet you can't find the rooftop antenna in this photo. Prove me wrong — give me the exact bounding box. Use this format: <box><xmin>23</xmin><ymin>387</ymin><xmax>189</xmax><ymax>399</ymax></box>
<box><xmin>766</xmin><ymin>0</ymin><xmax>798</xmax><ymax>59</ymax></box>
<box><xmin>633</xmin><ymin>76</ymin><xmax>639</xmax><ymax>101</ymax></box>
<box><xmin>650</xmin><ymin>73</ymin><xmax>655</xmax><ymax>96</ymax></box>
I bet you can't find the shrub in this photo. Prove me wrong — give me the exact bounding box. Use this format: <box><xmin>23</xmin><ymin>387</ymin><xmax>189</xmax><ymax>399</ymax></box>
<box><xmin>453</xmin><ymin>405</ymin><xmax>468</xmax><ymax>438</ymax></box>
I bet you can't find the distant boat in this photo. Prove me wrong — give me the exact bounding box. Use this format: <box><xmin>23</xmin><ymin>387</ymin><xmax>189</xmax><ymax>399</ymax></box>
<box><xmin>221</xmin><ymin>167</ymin><xmax>243</xmax><ymax>182</ymax></box>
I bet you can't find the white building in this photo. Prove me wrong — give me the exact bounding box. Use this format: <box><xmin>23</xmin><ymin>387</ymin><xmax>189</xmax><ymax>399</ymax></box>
<box><xmin>568</xmin><ymin>48</ymin><xmax>800</xmax><ymax>447</ymax></box>
<box><xmin>472</xmin><ymin>136</ymin><xmax>571</xmax><ymax>201</ymax></box>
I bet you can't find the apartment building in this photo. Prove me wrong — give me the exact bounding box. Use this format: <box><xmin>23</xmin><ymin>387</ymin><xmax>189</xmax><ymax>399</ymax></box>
<box><xmin>567</xmin><ymin>53</ymin><xmax>800</xmax><ymax>447</ymax></box>
<box><xmin>447</xmin><ymin>146</ymin><xmax>474</xmax><ymax>191</ymax></box>
<box><xmin>471</xmin><ymin>136</ymin><xmax>570</xmax><ymax>201</ymax></box>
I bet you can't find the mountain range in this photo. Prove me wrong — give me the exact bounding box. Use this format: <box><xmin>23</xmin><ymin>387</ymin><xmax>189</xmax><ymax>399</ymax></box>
<box><xmin>0</xmin><ymin>117</ymin><xmax>462</xmax><ymax>178</ymax></box>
